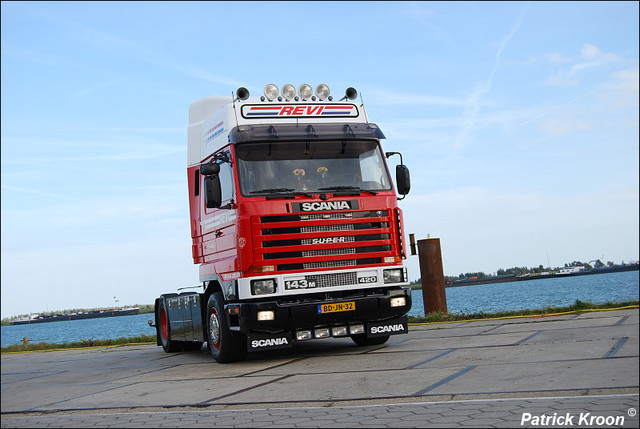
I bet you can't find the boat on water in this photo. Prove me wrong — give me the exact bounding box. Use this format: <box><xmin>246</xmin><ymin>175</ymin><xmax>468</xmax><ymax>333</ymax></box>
<box><xmin>557</xmin><ymin>266</ymin><xmax>586</xmax><ymax>275</ymax></box>
<box><xmin>10</xmin><ymin>307</ymin><xmax>140</xmax><ymax>325</ymax></box>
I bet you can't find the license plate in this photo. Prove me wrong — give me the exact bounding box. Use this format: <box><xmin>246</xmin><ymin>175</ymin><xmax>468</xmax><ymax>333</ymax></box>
<box><xmin>318</xmin><ymin>301</ymin><xmax>355</xmax><ymax>314</ymax></box>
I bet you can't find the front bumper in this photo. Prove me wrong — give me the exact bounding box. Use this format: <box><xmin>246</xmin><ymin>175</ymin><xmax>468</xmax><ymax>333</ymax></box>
<box><xmin>226</xmin><ymin>287</ymin><xmax>411</xmax><ymax>352</ymax></box>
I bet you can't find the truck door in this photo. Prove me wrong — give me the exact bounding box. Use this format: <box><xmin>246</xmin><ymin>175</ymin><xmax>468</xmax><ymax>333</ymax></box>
<box><xmin>200</xmin><ymin>154</ymin><xmax>238</xmax><ymax>272</ymax></box>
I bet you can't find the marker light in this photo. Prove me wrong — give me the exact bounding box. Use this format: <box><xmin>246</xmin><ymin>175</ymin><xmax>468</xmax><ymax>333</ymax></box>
<box><xmin>315</xmin><ymin>83</ymin><xmax>330</xmax><ymax>100</ymax></box>
<box><xmin>252</xmin><ymin>265</ymin><xmax>275</xmax><ymax>273</ymax></box>
<box><xmin>282</xmin><ymin>84</ymin><xmax>296</xmax><ymax>101</ymax></box>
<box><xmin>264</xmin><ymin>84</ymin><xmax>279</xmax><ymax>101</ymax></box>
<box><xmin>298</xmin><ymin>84</ymin><xmax>313</xmax><ymax>100</ymax></box>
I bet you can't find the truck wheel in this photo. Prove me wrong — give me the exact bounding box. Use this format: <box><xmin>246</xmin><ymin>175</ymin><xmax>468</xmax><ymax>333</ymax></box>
<box><xmin>350</xmin><ymin>334</ymin><xmax>390</xmax><ymax>346</ymax></box>
<box><xmin>158</xmin><ymin>301</ymin><xmax>181</xmax><ymax>352</ymax></box>
<box><xmin>206</xmin><ymin>292</ymin><xmax>247</xmax><ymax>363</ymax></box>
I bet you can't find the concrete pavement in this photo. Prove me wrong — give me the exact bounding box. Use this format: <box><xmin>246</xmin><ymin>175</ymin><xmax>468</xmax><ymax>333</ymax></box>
<box><xmin>2</xmin><ymin>308</ymin><xmax>638</xmax><ymax>427</ymax></box>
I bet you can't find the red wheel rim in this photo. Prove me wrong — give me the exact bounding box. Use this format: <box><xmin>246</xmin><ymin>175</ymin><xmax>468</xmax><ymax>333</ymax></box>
<box><xmin>160</xmin><ymin>307</ymin><xmax>168</xmax><ymax>340</ymax></box>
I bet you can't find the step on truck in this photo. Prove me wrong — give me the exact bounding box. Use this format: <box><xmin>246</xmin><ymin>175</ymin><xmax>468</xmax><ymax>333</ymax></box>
<box><xmin>154</xmin><ymin>83</ymin><xmax>412</xmax><ymax>363</ymax></box>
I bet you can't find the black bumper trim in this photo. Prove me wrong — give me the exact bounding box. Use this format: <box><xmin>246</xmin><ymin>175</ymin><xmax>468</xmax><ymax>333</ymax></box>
<box><xmin>230</xmin><ymin>287</ymin><xmax>411</xmax><ymax>335</ymax></box>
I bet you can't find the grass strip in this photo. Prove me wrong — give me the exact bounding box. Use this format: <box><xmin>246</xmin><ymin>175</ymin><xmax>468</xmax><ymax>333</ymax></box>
<box><xmin>407</xmin><ymin>299</ymin><xmax>639</xmax><ymax>324</ymax></box>
<box><xmin>2</xmin><ymin>300</ymin><xmax>637</xmax><ymax>353</ymax></box>
<box><xmin>1</xmin><ymin>334</ymin><xmax>156</xmax><ymax>354</ymax></box>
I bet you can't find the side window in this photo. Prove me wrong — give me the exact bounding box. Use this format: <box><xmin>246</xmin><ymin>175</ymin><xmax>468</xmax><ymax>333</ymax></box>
<box><xmin>194</xmin><ymin>169</ymin><xmax>200</xmax><ymax>196</ymax></box>
<box><xmin>219</xmin><ymin>161</ymin><xmax>234</xmax><ymax>203</ymax></box>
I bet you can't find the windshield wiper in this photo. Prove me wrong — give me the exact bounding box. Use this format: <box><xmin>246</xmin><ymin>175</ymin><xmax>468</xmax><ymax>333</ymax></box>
<box><xmin>250</xmin><ymin>188</ymin><xmax>314</xmax><ymax>199</ymax></box>
<box><xmin>250</xmin><ymin>188</ymin><xmax>296</xmax><ymax>194</ymax></box>
<box><xmin>318</xmin><ymin>186</ymin><xmax>378</xmax><ymax>195</ymax></box>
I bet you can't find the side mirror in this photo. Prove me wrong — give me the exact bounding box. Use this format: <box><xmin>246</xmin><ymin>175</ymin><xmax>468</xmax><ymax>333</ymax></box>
<box><xmin>396</xmin><ymin>164</ymin><xmax>411</xmax><ymax>197</ymax></box>
<box><xmin>200</xmin><ymin>162</ymin><xmax>220</xmax><ymax>176</ymax></box>
<box><xmin>204</xmin><ymin>175</ymin><xmax>222</xmax><ymax>208</ymax></box>
<box><xmin>386</xmin><ymin>152</ymin><xmax>411</xmax><ymax>200</ymax></box>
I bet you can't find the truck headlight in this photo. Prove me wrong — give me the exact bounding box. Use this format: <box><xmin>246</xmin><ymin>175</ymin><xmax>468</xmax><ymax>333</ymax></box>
<box><xmin>298</xmin><ymin>84</ymin><xmax>313</xmax><ymax>100</ymax></box>
<box><xmin>282</xmin><ymin>84</ymin><xmax>296</xmax><ymax>101</ymax></box>
<box><xmin>251</xmin><ymin>279</ymin><xmax>276</xmax><ymax>295</ymax></box>
<box><xmin>383</xmin><ymin>268</ymin><xmax>404</xmax><ymax>284</ymax></box>
<box><xmin>264</xmin><ymin>84</ymin><xmax>279</xmax><ymax>101</ymax></box>
<box><xmin>315</xmin><ymin>83</ymin><xmax>330</xmax><ymax>100</ymax></box>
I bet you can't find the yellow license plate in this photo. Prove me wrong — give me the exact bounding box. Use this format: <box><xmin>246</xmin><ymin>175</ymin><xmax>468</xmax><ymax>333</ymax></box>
<box><xmin>318</xmin><ymin>301</ymin><xmax>355</xmax><ymax>314</ymax></box>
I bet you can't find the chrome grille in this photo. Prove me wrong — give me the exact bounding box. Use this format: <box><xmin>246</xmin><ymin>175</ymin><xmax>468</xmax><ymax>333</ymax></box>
<box><xmin>305</xmin><ymin>272</ymin><xmax>358</xmax><ymax>288</ymax></box>
<box><xmin>302</xmin><ymin>247</ymin><xmax>356</xmax><ymax>257</ymax></box>
<box><xmin>254</xmin><ymin>209</ymin><xmax>395</xmax><ymax>272</ymax></box>
<box><xmin>301</xmin><ymin>224</ymin><xmax>354</xmax><ymax>233</ymax></box>
<box><xmin>301</xmin><ymin>212</ymin><xmax>353</xmax><ymax>220</ymax></box>
<box><xmin>303</xmin><ymin>260</ymin><xmax>357</xmax><ymax>270</ymax></box>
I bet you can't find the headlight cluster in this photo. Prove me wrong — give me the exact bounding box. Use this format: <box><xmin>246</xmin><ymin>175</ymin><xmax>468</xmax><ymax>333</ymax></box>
<box><xmin>234</xmin><ymin>84</ymin><xmax>358</xmax><ymax>102</ymax></box>
<box><xmin>262</xmin><ymin>83</ymin><xmax>331</xmax><ymax>102</ymax></box>
<box><xmin>383</xmin><ymin>268</ymin><xmax>405</xmax><ymax>284</ymax></box>
<box><xmin>251</xmin><ymin>279</ymin><xmax>276</xmax><ymax>295</ymax></box>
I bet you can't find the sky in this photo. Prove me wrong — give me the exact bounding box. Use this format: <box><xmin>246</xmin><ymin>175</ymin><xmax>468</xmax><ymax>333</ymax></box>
<box><xmin>1</xmin><ymin>1</ymin><xmax>638</xmax><ymax>318</ymax></box>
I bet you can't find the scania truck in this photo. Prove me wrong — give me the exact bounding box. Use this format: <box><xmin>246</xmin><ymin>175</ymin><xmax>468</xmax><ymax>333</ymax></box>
<box><xmin>154</xmin><ymin>83</ymin><xmax>412</xmax><ymax>362</ymax></box>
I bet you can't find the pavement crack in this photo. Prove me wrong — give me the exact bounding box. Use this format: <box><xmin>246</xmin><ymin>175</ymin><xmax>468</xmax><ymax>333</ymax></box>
<box><xmin>199</xmin><ymin>374</ymin><xmax>294</xmax><ymax>404</ymax></box>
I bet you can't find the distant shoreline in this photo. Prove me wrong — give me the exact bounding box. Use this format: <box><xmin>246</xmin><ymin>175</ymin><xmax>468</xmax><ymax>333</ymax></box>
<box><xmin>445</xmin><ymin>263</ymin><xmax>639</xmax><ymax>287</ymax></box>
<box><xmin>9</xmin><ymin>307</ymin><xmax>140</xmax><ymax>325</ymax></box>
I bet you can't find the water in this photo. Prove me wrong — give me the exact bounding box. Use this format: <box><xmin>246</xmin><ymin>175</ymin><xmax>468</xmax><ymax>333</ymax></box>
<box><xmin>2</xmin><ymin>271</ymin><xmax>638</xmax><ymax>347</ymax></box>
<box><xmin>2</xmin><ymin>313</ymin><xmax>157</xmax><ymax>348</ymax></box>
<box><xmin>409</xmin><ymin>270</ymin><xmax>639</xmax><ymax>317</ymax></box>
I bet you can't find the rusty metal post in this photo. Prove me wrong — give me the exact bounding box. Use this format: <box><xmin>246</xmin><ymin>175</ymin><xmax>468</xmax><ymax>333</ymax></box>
<box><xmin>417</xmin><ymin>238</ymin><xmax>448</xmax><ymax>315</ymax></box>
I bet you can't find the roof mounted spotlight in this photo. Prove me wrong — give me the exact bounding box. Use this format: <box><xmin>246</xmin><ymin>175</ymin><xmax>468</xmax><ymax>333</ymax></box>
<box><xmin>315</xmin><ymin>83</ymin><xmax>330</xmax><ymax>101</ymax></box>
<box><xmin>264</xmin><ymin>84</ymin><xmax>279</xmax><ymax>101</ymax></box>
<box><xmin>235</xmin><ymin>87</ymin><xmax>250</xmax><ymax>101</ymax></box>
<box><xmin>341</xmin><ymin>87</ymin><xmax>358</xmax><ymax>101</ymax></box>
<box><xmin>282</xmin><ymin>84</ymin><xmax>296</xmax><ymax>101</ymax></box>
<box><xmin>298</xmin><ymin>84</ymin><xmax>313</xmax><ymax>100</ymax></box>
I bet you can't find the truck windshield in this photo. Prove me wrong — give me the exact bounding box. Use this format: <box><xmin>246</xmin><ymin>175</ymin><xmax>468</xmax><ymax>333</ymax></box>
<box><xmin>235</xmin><ymin>140</ymin><xmax>392</xmax><ymax>196</ymax></box>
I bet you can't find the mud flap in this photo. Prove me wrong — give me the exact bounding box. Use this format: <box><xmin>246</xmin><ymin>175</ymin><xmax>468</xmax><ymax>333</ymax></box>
<box><xmin>247</xmin><ymin>332</ymin><xmax>294</xmax><ymax>352</ymax></box>
<box><xmin>366</xmin><ymin>315</ymin><xmax>409</xmax><ymax>338</ymax></box>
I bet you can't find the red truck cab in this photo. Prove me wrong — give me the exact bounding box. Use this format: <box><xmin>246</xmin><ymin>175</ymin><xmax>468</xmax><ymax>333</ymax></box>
<box><xmin>155</xmin><ymin>84</ymin><xmax>412</xmax><ymax>362</ymax></box>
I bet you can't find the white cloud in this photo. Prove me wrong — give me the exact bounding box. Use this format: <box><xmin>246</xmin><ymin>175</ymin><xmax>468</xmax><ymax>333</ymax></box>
<box><xmin>546</xmin><ymin>43</ymin><xmax>624</xmax><ymax>86</ymax></box>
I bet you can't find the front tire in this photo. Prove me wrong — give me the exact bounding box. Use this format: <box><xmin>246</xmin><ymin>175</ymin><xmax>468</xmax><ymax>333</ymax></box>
<box><xmin>206</xmin><ymin>292</ymin><xmax>247</xmax><ymax>363</ymax></box>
